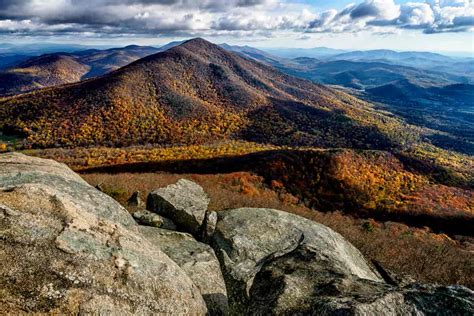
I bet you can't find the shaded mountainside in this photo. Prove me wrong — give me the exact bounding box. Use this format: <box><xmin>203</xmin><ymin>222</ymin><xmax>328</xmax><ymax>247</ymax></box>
<box><xmin>365</xmin><ymin>80</ymin><xmax>474</xmax><ymax>155</ymax></box>
<box><xmin>0</xmin><ymin>45</ymin><xmax>160</xmax><ymax>95</ymax></box>
<box><xmin>0</xmin><ymin>38</ymin><xmax>418</xmax><ymax>149</ymax></box>
<box><xmin>78</xmin><ymin>45</ymin><xmax>161</xmax><ymax>78</ymax></box>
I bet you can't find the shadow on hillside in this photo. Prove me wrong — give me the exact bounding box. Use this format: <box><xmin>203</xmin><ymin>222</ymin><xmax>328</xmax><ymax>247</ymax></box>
<box><xmin>427</xmin><ymin>134</ymin><xmax>474</xmax><ymax>156</ymax></box>
<box><xmin>395</xmin><ymin>153</ymin><xmax>474</xmax><ymax>188</ymax></box>
<box><xmin>239</xmin><ymin>99</ymin><xmax>397</xmax><ymax>150</ymax></box>
<box><xmin>81</xmin><ymin>149</ymin><xmax>473</xmax><ymax>236</ymax></box>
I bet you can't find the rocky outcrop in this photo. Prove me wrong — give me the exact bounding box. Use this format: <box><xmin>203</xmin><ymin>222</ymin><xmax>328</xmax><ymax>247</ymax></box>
<box><xmin>1</xmin><ymin>154</ymin><xmax>472</xmax><ymax>315</ymax></box>
<box><xmin>0</xmin><ymin>153</ymin><xmax>207</xmax><ymax>314</ymax></box>
<box><xmin>147</xmin><ymin>179</ymin><xmax>210</xmax><ymax>234</ymax></box>
<box><xmin>210</xmin><ymin>208</ymin><xmax>474</xmax><ymax>315</ymax></box>
<box><xmin>210</xmin><ymin>207</ymin><xmax>382</xmax><ymax>313</ymax></box>
<box><xmin>138</xmin><ymin>226</ymin><xmax>228</xmax><ymax>315</ymax></box>
<box><xmin>133</xmin><ymin>209</ymin><xmax>177</xmax><ymax>230</ymax></box>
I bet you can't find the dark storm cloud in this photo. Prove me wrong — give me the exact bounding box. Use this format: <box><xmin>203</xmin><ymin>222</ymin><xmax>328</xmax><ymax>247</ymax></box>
<box><xmin>350</xmin><ymin>2</ymin><xmax>381</xmax><ymax>19</ymax></box>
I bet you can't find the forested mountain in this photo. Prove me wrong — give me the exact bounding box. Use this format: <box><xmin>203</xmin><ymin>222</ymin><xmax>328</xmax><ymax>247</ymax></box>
<box><xmin>0</xmin><ymin>45</ymin><xmax>161</xmax><ymax>95</ymax></box>
<box><xmin>0</xmin><ymin>38</ymin><xmax>419</xmax><ymax>150</ymax></box>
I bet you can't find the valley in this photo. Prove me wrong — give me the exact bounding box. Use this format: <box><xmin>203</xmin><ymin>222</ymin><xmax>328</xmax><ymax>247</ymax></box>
<box><xmin>226</xmin><ymin>45</ymin><xmax>474</xmax><ymax>156</ymax></box>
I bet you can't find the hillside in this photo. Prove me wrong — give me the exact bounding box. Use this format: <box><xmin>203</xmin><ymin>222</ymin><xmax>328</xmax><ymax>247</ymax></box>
<box><xmin>0</xmin><ymin>38</ymin><xmax>418</xmax><ymax>150</ymax></box>
<box><xmin>228</xmin><ymin>46</ymin><xmax>473</xmax><ymax>156</ymax></box>
<box><xmin>0</xmin><ymin>54</ymin><xmax>89</xmax><ymax>95</ymax></box>
<box><xmin>78</xmin><ymin>45</ymin><xmax>161</xmax><ymax>78</ymax></box>
<box><xmin>366</xmin><ymin>80</ymin><xmax>474</xmax><ymax>155</ymax></box>
<box><xmin>53</xmin><ymin>146</ymin><xmax>473</xmax><ymax>236</ymax></box>
<box><xmin>0</xmin><ymin>45</ymin><xmax>160</xmax><ymax>95</ymax></box>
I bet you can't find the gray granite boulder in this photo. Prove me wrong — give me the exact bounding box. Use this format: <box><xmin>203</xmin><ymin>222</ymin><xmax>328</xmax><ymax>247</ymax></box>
<box><xmin>147</xmin><ymin>179</ymin><xmax>210</xmax><ymax>234</ymax></box>
<box><xmin>248</xmin><ymin>244</ymin><xmax>474</xmax><ymax>315</ymax></box>
<box><xmin>138</xmin><ymin>226</ymin><xmax>228</xmax><ymax>315</ymax></box>
<box><xmin>0</xmin><ymin>153</ymin><xmax>207</xmax><ymax>315</ymax></box>
<box><xmin>210</xmin><ymin>208</ymin><xmax>474</xmax><ymax>315</ymax></box>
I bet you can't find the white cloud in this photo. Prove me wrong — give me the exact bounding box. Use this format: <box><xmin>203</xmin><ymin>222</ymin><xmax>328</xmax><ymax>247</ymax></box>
<box><xmin>0</xmin><ymin>0</ymin><xmax>471</xmax><ymax>38</ymax></box>
<box><xmin>305</xmin><ymin>0</ymin><xmax>474</xmax><ymax>34</ymax></box>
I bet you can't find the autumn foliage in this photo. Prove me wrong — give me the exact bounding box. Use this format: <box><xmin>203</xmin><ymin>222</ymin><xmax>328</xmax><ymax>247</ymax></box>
<box><xmin>0</xmin><ymin>39</ymin><xmax>422</xmax><ymax>152</ymax></box>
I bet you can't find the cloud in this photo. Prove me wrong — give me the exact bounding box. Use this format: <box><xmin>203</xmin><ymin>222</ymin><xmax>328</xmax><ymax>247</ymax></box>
<box><xmin>0</xmin><ymin>0</ymin><xmax>471</xmax><ymax>38</ymax></box>
<box><xmin>349</xmin><ymin>0</ymin><xmax>400</xmax><ymax>20</ymax></box>
<box><xmin>305</xmin><ymin>0</ymin><xmax>474</xmax><ymax>34</ymax></box>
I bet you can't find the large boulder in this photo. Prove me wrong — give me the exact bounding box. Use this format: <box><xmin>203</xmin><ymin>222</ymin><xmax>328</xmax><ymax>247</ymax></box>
<box><xmin>210</xmin><ymin>208</ymin><xmax>474</xmax><ymax>315</ymax></box>
<box><xmin>248</xmin><ymin>245</ymin><xmax>474</xmax><ymax>315</ymax></box>
<box><xmin>138</xmin><ymin>226</ymin><xmax>228</xmax><ymax>315</ymax></box>
<box><xmin>0</xmin><ymin>153</ymin><xmax>207</xmax><ymax>314</ymax></box>
<box><xmin>147</xmin><ymin>179</ymin><xmax>210</xmax><ymax>234</ymax></box>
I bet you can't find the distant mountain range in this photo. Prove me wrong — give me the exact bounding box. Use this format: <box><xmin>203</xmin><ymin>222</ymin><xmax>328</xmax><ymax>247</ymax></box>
<box><xmin>0</xmin><ymin>43</ymin><xmax>105</xmax><ymax>69</ymax></box>
<box><xmin>223</xmin><ymin>44</ymin><xmax>474</xmax><ymax>155</ymax></box>
<box><xmin>2</xmin><ymin>41</ymin><xmax>472</xmax><ymax>96</ymax></box>
<box><xmin>0</xmin><ymin>45</ymin><xmax>161</xmax><ymax>95</ymax></box>
<box><xmin>0</xmin><ymin>39</ymin><xmax>472</xmax><ymax>154</ymax></box>
<box><xmin>263</xmin><ymin>47</ymin><xmax>348</xmax><ymax>59</ymax></box>
<box><xmin>365</xmin><ymin>80</ymin><xmax>474</xmax><ymax>154</ymax></box>
<box><xmin>224</xmin><ymin>45</ymin><xmax>474</xmax><ymax>85</ymax></box>
<box><xmin>326</xmin><ymin>49</ymin><xmax>474</xmax><ymax>76</ymax></box>
<box><xmin>0</xmin><ymin>38</ymin><xmax>415</xmax><ymax>150</ymax></box>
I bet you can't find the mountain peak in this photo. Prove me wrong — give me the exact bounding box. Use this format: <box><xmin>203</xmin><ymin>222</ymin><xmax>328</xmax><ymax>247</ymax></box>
<box><xmin>181</xmin><ymin>37</ymin><xmax>212</xmax><ymax>46</ymax></box>
<box><xmin>157</xmin><ymin>37</ymin><xmax>231</xmax><ymax>61</ymax></box>
<box><xmin>178</xmin><ymin>38</ymin><xmax>224</xmax><ymax>52</ymax></box>
<box><xmin>124</xmin><ymin>44</ymin><xmax>141</xmax><ymax>49</ymax></box>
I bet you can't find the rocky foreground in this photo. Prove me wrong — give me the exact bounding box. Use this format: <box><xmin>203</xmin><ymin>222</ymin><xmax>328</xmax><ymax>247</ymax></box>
<box><xmin>0</xmin><ymin>153</ymin><xmax>473</xmax><ymax>315</ymax></box>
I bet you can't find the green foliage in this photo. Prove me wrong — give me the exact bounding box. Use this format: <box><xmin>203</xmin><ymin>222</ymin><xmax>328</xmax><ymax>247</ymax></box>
<box><xmin>362</xmin><ymin>221</ymin><xmax>375</xmax><ymax>233</ymax></box>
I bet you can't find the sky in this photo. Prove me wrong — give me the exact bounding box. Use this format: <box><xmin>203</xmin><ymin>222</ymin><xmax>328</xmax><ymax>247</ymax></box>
<box><xmin>0</xmin><ymin>0</ymin><xmax>472</xmax><ymax>54</ymax></box>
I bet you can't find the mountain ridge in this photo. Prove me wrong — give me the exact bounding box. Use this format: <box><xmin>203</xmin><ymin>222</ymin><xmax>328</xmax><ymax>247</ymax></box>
<box><xmin>0</xmin><ymin>45</ymin><xmax>161</xmax><ymax>95</ymax></box>
<box><xmin>0</xmin><ymin>38</ymin><xmax>410</xmax><ymax>150</ymax></box>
